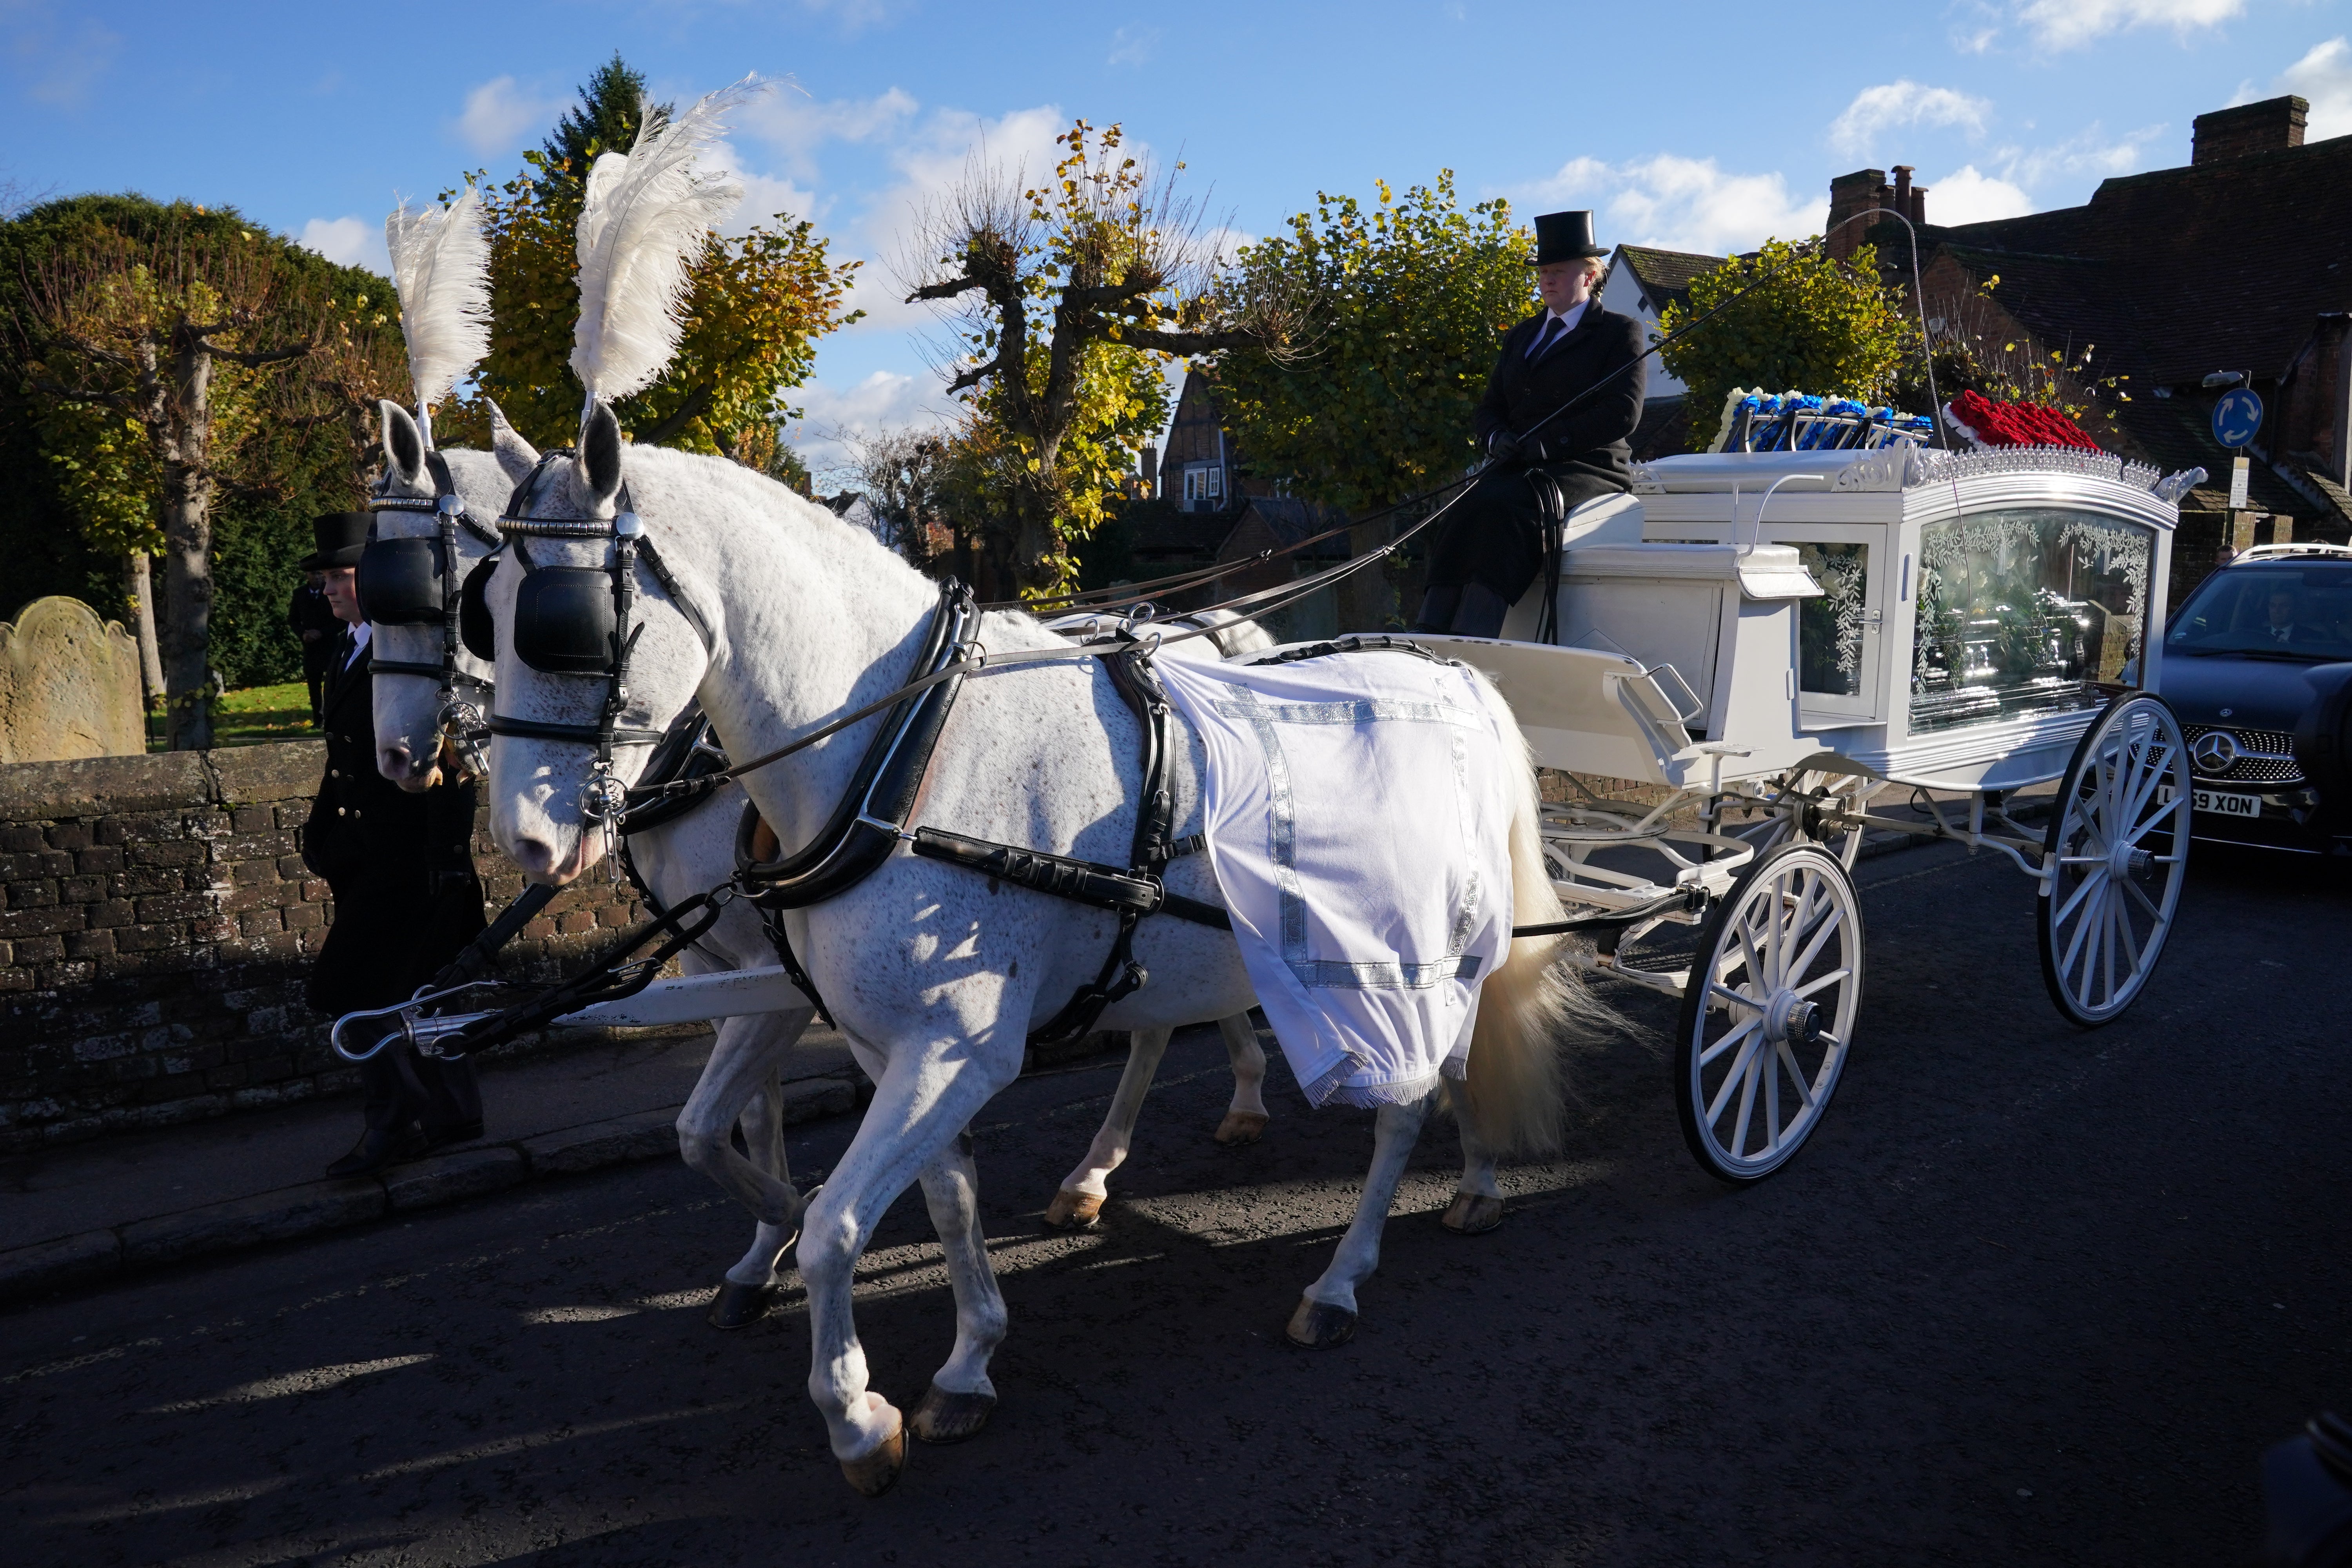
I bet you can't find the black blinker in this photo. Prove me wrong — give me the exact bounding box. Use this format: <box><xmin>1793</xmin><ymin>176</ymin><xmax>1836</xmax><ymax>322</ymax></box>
<box><xmin>514</xmin><ymin>566</ymin><xmax>617</xmax><ymax>675</ymax></box>
<box><xmin>355</xmin><ymin>537</ymin><xmax>445</xmax><ymax>626</ymax></box>
<box><xmin>460</xmin><ymin>554</ymin><xmax>500</xmax><ymax>661</ymax></box>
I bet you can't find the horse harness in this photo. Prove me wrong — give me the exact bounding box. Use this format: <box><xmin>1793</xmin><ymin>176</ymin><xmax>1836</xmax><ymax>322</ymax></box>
<box><xmin>355</xmin><ymin>448</ymin><xmax>505</xmax><ymax>780</ymax></box>
<box><xmin>465</xmin><ymin>452</ymin><xmax>1232</xmax><ymax>1049</ymax></box>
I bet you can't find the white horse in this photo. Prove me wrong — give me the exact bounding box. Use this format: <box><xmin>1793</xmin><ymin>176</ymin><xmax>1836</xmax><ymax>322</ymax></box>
<box><xmin>362</xmin><ymin>405</ymin><xmax>1285</xmax><ymax>1319</ymax></box>
<box><xmin>480</xmin><ymin>404</ymin><xmax>1583</xmax><ymax>1495</ymax></box>
<box><xmin>364</xmin><ymin>402</ymin><xmax>817</xmax><ymax>1328</ymax></box>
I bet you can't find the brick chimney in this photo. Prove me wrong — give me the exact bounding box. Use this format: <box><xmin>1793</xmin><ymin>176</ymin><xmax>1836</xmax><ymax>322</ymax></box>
<box><xmin>2193</xmin><ymin>95</ymin><xmax>2308</xmax><ymax>165</ymax></box>
<box><xmin>1827</xmin><ymin>168</ymin><xmax>1893</xmax><ymax>261</ymax></box>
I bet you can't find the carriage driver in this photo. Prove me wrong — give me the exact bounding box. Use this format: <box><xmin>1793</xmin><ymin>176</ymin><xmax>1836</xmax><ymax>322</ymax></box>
<box><xmin>298</xmin><ymin>510</ymin><xmax>490</xmax><ymax>1178</ymax></box>
<box><xmin>1411</xmin><ymin>209</ymin><xmax>1646</xmax><ymax>639</ymax></box>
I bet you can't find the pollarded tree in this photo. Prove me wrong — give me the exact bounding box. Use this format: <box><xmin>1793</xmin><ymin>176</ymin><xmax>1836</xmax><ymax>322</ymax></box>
<box><xmin>454</xmin><ymin>55</ymin><xmax>863</xmax><ymax>457</ymax></box>
<box><xmin>1658</xmin><ymin>239</ymin><xmax>1916</xmax><ymax>451</ymax></box>
<box><xmin>1205</xmin><ymin>173</ymin><xmax>1531</xmax><ymax>626</ymax></box>
<box><xmin>904</xmin><ymin>119</ymin><xmax>1304</xmax><ymax>597</ymax></box>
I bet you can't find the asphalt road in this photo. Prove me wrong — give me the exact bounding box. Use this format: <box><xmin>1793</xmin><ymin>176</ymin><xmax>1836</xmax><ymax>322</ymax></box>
<box><xmin>4</xmin><ymin>838</ymin><xmax>2348</xmax><ymax>1567</ymax></box>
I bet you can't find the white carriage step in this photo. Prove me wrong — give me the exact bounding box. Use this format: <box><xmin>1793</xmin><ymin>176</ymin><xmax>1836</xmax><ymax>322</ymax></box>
<box><xmin>557</xmin><ymin>965</ymin><xmax>813</xmax><ymax>1028</ymax></box>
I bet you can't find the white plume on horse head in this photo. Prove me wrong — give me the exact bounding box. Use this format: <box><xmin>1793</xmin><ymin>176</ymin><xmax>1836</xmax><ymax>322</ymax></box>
<box><xmin>384</xmin><ymin>187</ymin><xmax>492</xmax><ymax>448</ymax></box>
<box><xmin>570</xmin><ymin>76</ymin><xmax>760</xmax><ymax>432</ymax></box>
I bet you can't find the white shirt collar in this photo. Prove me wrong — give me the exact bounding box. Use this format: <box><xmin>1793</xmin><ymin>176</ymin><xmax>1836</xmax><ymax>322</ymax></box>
<box><xmin>1547</xmin><ymin>300</ymin><xmax>1588</xmax><ymax>331</ymax></box>
<box><xmin>343</xmin><ymin>621</ymin><xmax>371</xmax><ymax>668</ymax></box>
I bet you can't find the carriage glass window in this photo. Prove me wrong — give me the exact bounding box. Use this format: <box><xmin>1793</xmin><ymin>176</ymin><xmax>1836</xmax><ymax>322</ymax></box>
<box><xmin>1795</xmin><ymin>542</ymin><xmax>1870</xmax><ymax>699</ymax></box>
<box><xmin>2163</xmin><ymin>562</ymin><xmax>2352</xmax><ymax>662</ymax></box>
<box><xmin>1909</xmin><ymin>507</ymin><xmax>2153</xmax><ymax>733</ymax></box>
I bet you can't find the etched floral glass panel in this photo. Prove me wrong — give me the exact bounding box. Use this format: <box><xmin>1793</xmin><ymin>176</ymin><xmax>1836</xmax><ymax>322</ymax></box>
<box><xmin>1910</xmin><ymin>507</ymin><xmax>2152</xmax><ymax>733</ymax></box>
<box><xmin>1795</xmin><ymin>542</ymin><xmax>1869</xmax><ymax>699</ymax></box>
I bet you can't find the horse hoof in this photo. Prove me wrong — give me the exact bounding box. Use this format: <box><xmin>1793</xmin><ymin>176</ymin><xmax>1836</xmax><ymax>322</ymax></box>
<box><xmin>838</xmin><ymin>1407</ymin><xmax>907</xmax><ymax>1496</ymax></box>
<box><xmin>1214</xmin><ymin>1110</ymin><xmax>1269</xmax><ymax>1146</ymax></box>
<box><xmin>705</xmin><ymin>1279</ymin><xmax>779</xmax><ymax>1330</ymax></box>
<box><xmin>910</xmin><ymin>1382</ymin><xmax>997</xmax><ymax>1445</ymax></box>
<box><xmin>1042</xmin><ymin>1188</ymin><xmax>1103</xmax><ymax>1230</ymax></box>
<box><xmin>1285</xmin><ymin>1296</ymin><xmax>1357</xmax><ymax>1350</ymax></box>
<box><xmin>1441</xmin><ymin>1192</ymin><xmax>1505</xmax><ymax>1235</ymax></box>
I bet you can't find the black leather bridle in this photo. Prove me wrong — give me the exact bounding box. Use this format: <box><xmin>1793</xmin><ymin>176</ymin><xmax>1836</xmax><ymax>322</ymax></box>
<box><xmin>359</xmin><ymin>447</ymin><xmax>505</xmax><ymax>780</ymax></box>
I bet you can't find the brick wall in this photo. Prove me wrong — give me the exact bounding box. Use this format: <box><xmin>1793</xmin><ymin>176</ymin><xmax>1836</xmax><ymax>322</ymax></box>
<box><xmin>0</xmin><ymin>742</ymin><xmax>653</xmax><ymax>1154</ymax></box>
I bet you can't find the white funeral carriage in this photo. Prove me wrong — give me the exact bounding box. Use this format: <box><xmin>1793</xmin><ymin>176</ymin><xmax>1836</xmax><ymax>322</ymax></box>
<box><xmin>1417</xmin><ymin>439</ymin><xmax>2198</xmax><ymax>1183</ymax></box>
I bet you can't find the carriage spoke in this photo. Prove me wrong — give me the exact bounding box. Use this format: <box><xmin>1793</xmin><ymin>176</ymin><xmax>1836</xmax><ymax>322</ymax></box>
<box><xmin>2120</xmin><ymin>873</ymin><xmax>2165</xmax><ymax>923</ymax></box>
<box><xmin>1706</xmin><ymin>1033</ymin><xmax>1765</xmax><ymax>1125</ymax></box>
<box><xmin>1728</xmin><ymin>1042</ymin><xmax>1764</xmax><ymax>1153</ymax></box>
<box><xmin>1765</xmin><ymin>1042</ymin><xmax>1781</xmax><ymax>1150</ymax></box>
<box><xmin>1791</xmin><ymin>967</ymin><xmax>1852</xmax><ymax>999</ymax></box>
<box><xmin>1775</xmin><ymin>1041</ymin><xmax>1818</xmax><ymax>1109</ymax></box>
<box><xmin>2060</xmin><ymin>878</ymin><xmax>2105</xmax><ymax>991</ymax></box>
<box><xmin>2053</xmin><ymin>866</ymin><xmax>2108</xmax><ymax>942</ymax></box>
<box><xmin>2113</xmin><ymin>886</ymin><xmax>2143</xmax><ymax>973</ymax></box>
<box><xmin>1785</xmin><ymin>905</ymin><xmax>1846</xmax><ymax>983</ymax></box>
<box><xmin>2100</xmin><ymin>886</ymin><xmax>2120</xmax><ymax>1007</ymax></box>
<box><xmin>1709</xmin><ymin>980</ymin><xmax>1761</xmax><ymax>1014</ymax></box>
<box><xmin>1698</xmin><ymin>1014</ymin><xmax>1763</xmax><ymax>1068</ymax></box>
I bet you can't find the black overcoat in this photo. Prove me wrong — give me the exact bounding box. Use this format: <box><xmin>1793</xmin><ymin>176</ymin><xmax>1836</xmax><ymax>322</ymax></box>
<box><xmin>1425</xmin><ymin>304</ymin><xmax>1648</xmax><ymax>600</ymax></box>
<box><xmin>302</xmin><ymin>632</ymin><xmax>486</xmax><ymax>1015</ymax></box>
<box><xmin>1472</xmin><ymin>303</ymin><xmax>1647</xmax><ymax>486</ymax></box>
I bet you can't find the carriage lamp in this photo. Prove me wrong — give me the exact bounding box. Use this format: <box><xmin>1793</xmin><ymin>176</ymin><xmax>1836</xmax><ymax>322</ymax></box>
<box><xmin>2201</xmin><ymin>370</ymin><xmax>2247</xmax><ymax>388</ymax></box>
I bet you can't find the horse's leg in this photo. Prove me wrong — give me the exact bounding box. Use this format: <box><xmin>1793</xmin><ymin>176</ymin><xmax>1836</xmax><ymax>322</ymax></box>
<box><xmin>1442</xmin><ymin>1089</ymin><xmax>1505</xmax><ymax>1235</ymax></box>
<box><xmin>907</xmin><ymin>1127</ymin><xmax>1008</xmax><ymax>1445</ymax></box>
<box><xmin>800</xmin><ymin>1036</ymin><xmax>1017</xmax><ymax>1494</ymax></box>
<box><xmin>1285</xmin><ymin>1089</ymin><xmax>1434</xmax><ymax>1350</ymax></box>
<box><xmin>1044</xmin><ymin>1026</ymin><xmax>1171</xmax><ymax>1229</ymax></box>
<box><xmin>1212</xmin><ymin>1013</ymin><xmax>1270</xmax><ymax>1145</ymax></box>
<box><xmin>676</xmin><ymin>1006</ymin><xmax>815</xmax><ymax>1328</ymax></box>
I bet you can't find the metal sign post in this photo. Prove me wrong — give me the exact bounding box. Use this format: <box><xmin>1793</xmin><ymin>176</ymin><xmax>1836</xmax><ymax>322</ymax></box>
<box><xmin>2212</xmin><ymin>385</ymin><xmax>2263</xmax><ymax>550</ymax></box>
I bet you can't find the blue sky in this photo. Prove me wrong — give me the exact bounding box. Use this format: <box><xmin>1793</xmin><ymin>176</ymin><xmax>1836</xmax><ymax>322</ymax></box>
<box><xmin>5</xmin><ymin>0</ymin><xmax>2348</xmax><ymax>476</ymax></box>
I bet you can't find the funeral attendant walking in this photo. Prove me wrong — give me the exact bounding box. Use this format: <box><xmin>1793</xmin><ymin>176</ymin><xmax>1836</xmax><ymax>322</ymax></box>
<box><xmin>299</xmin><ymin>510</ymin><xmax>489</xmax><ymax>1177</ymax></box>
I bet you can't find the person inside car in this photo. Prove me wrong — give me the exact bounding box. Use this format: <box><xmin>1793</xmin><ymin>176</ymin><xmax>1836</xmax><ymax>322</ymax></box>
<box><xmin>2261</xmin><ymin>587</ymin><xmax>2327</xmax><ymax>646</ymax></box>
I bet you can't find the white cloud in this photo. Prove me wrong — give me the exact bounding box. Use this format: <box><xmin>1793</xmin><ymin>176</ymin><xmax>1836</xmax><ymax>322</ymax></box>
<box><xmin>2275</xmin><ymin>37</ymin><xmax>2352</xmax><ymax>140</ymax></box>
<box><xmin>784</xmin><ymin>370</ymin><xmax>953</xmax><ymax>480</ymax></box>
<box><xmin>1108</xmin><ymin>25</ymin><xmax>1161</xmax><ymax>66</ymax></box>
<box><xmin>2013</xmin><ymin>0</ymin><xmax>2246</xmax><ymax>51</ymax></box>
<box><xmin>1923</xmin><ymin>165</ymin><xmax>2032</xmax><ymax>225</ymax></box>
<box><xmin>737</xmin><ymin>85</ymin><xmax>919</xmax><ymax>181</ymax></box>
<box><xmin>453</xmin><ymin>75</ymin><xmax>565</xmax><ymax>157</ymax></box>
<box><xmin>1994</xmin><ymin>122</ymin><xmax>2165</xmax><ymax>189</ymax></box>
<box><xmin>1522</xmin><ymin>154</ymin><xmax>1824</xmax><ymax>256</ymax></box>
<box><xmin>1829</xmin><ymin>81</ymin><xmax>1991</xmax><ymax>157</ymax></box>
<box><xmin>297</xmin><ymin>216</ymin><xmax>389</xmax><ymax>275</ymax></box>
<box><xmin>2</xmin><ymin>9</ymin><xmax>119</xmax><ymax>107</ymax></box>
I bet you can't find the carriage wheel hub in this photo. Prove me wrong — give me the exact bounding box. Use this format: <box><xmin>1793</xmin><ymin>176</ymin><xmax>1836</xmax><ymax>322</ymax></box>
<box><xmin>2107</xmin><ymin>839</ymin><xmax>2150</xmax><ymax>880</ymax></box>
<box><xmin>1763</xmin><ymin>990</ymin><xmax>1820</xmax><ymax>1049</ymax></box>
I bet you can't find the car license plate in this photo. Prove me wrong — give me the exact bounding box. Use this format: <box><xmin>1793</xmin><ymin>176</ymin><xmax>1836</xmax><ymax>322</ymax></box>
<box><xmin>2160</xmin><ymin>784</ymin><xmax>2262</xmax><ymax>818</ymax></box>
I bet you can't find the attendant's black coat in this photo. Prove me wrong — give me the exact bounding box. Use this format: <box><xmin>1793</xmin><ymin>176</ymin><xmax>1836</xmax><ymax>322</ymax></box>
<box><xmin>1428</xmin><ymin>303</ymin><xmax>1648</xmax><ymax>600</ymax></box>
<box><xmin>303</xmin><ymin>632</ymin><xmax>486</xmax><ymax>1016</ymax></box>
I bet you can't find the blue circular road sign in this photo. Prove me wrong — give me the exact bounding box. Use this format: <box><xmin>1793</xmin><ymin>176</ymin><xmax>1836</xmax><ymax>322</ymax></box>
<box><xmin>2213</xmin><ymin>387</ymin><xmax>2264</xmax><ymax>448</ymax></box>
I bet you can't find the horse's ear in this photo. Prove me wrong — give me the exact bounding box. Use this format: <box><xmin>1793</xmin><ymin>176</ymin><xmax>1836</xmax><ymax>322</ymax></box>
<box><xmin>381</xmin><ymin>401</ymin><xmax>426</xmax><ymax>486</ymax></box>
<box><xmin>577</xmin><ymin>400</ymin><xmax>624</xmax><ymax>509</ymax></box>
<box><xmin>485</xmin><ymin>398</ymin><xmax>540</xmax><ymax>485</ymax></box>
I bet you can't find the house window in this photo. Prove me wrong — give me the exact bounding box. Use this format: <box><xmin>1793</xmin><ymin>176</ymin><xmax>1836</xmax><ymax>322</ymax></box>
<box><xmin>1205</xmin><ymin>466</ymin><xmax>1223</xmax><ymax>499</ymax></box>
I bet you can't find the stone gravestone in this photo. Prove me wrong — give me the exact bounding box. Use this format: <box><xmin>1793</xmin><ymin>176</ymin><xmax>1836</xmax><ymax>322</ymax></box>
<box><xmin>0</xmin><ymin>596</ymin><xmax>146</xmax><ymax>763</ymax></box>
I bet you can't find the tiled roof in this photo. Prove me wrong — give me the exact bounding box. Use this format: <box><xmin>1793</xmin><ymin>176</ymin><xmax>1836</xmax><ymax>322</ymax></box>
<box><xmin>1906</xmin><ymin>133</ymin><xmax>2352</xmax><ymax>387</ymax></box>
<box><xmin>1612</xmin><ymin>245</ymin><xmax>1725</xmax><ymax>314</ymax></box>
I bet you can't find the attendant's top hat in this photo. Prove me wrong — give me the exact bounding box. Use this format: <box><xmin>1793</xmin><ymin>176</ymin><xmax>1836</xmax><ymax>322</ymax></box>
<box><xmin>299</xmin><ymin>512</ymin><xmax>370</xmax><ymax>572</ymax></box>
<box><xmin>1532</xmin><ymin>210</ymin><xmax>1610</xmax><ymax>265</ymax></box>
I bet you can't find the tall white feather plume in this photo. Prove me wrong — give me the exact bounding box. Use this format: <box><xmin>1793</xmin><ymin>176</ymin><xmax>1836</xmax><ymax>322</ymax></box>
<box><xmin>570</xmin><ymin>78</ymin><xmax>758</xmax><ymax>424</ymax></box>
<box><xmin>384</xmin><ymin>188</ymin><xmax>493</xmax><ymax>445</ymax></box>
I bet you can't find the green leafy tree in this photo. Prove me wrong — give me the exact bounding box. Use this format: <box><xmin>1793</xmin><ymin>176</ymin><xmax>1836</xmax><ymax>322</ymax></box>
<box><xmin>2</xmin><ymin>199</ymin><xmax>403</xmax><ymax>746</ymax></box>
<box><xmin>452</xmin><ymin>55</ymin><xmax>863</xmax><ymax>457</ymax></box>
<box><xmin>1659</xmin><ymin>239</ymin><xmax>1915</xmax><ymax>451</ymax></box>
<box><xmin>1207</xmin><ymin>173</ymin><xmax>1531</xmax><ymax>626</ymax></box>
<box><xmin>906</xmin><ymin>119</ymin><xmax>1301</xmax><ymax>597</ymax></box>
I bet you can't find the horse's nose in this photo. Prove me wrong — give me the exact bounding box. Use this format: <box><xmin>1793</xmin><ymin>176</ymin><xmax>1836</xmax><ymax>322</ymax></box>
<box><xmin>512</xmin><ymin>836</ymin><xmax>568</xmax><ymax>884</ymax></box>
<box><xmin>379</xmin><ymin>742</ymin><xmax>411</xmax><ymax>779</ymax></box>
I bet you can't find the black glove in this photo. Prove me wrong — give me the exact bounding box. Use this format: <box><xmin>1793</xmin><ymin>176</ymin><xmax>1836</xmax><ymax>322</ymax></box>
<box><xmin>1487</xmin><ymin>428</ymin><xmax>1526</xmax><ymax>463</ymax></box>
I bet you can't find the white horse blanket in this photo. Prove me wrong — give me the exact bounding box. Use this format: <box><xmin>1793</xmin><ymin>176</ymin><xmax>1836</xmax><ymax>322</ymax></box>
<box><xmin>1155</xmin><ymin>644</ymin><xmax>1520</xmax><ymax>1108</ymax></box>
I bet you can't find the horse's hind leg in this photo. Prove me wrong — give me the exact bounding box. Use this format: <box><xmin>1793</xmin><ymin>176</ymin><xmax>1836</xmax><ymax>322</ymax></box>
<box><xmin>677</xmin><ymin>1007</ymin><xmax>815</xmax><ymax>1328</ymax></box>
<box><xmin>800</xmin><ymin>1033</ymin><xmax>1019</xmax><ymax>1494</ymax></box>
<box><xmin>1286</xmin><ymin>1089</ymin><xmax>1434</xmax><ymax>1350</ymax></box>
<box><xmin>1213</xmin><ymin>1013</ymin><xmax>1270</xmax><ymax>1145</ymax></box>
<box><xmin>1045</xmin><ymin>1027</ymin><xmax>1170</xmax><ymax>1229</ymax></box>
<box><xmin>909</xmin><ymin>1128</ymin><xmax>1007</xmax><ymax>1444</ymax></box>
<box><xmin>1442</xmin><ymin>1084</ymin><xmax>1505</xmax><ymax>1235</ymax></box>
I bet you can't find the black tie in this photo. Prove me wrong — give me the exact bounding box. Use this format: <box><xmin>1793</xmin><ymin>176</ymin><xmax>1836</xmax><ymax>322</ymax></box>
<box><xmin>1529</xmin><ymin>314</ymin><xmax>1566</xmax><ymax>359</ymax></box>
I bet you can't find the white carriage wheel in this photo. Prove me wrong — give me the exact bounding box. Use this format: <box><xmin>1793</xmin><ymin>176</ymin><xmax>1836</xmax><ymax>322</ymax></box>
<box><xmin>2036</xmin><ymin>693</ymin><xmax>2191</xmax><ymax>1027</ymax></box>
<box><xmin>1673</xmin><ymin>841</ymin><xmax>1864</xmax><ymax>1184</ymax></box>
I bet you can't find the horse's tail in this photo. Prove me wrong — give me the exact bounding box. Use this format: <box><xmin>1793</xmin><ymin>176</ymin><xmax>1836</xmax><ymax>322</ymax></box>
<box><xmin>1456</xmin><ymin>678</ymin><xmax>1598</xmax><ymax>1159</ymax></box>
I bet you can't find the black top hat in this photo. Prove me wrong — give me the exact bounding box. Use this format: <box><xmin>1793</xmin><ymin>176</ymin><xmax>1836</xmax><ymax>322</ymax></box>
<box><xmin>299</xmin><ymin>512</ymin><xmax>370</xmax><ymax>572</ymax></box>
<box><xmin>1532</xmin><ymin>210</ymin><xmax>1609</xmax><ymax>265</ymax></box>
